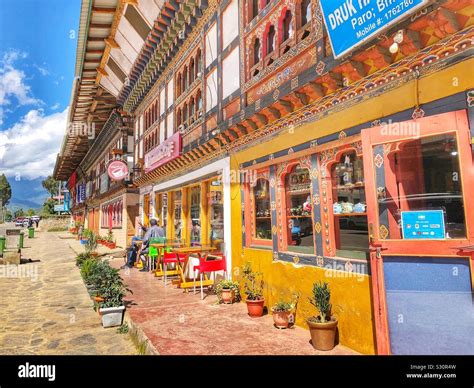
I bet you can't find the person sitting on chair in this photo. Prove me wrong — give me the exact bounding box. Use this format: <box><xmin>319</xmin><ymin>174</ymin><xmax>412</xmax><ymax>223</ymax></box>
<box><xmin>138</xmin><ymin>218</ymin><xmax>164</xmax><ymax>272</ymax></box>
<box><xmin>121</xmin><ymin>222</ymin><xmax>147</xmax><ymax>269</ymax></box>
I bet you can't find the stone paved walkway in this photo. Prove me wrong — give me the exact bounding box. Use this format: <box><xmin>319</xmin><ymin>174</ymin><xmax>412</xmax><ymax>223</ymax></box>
<box><xmin>0</xmin><ymin>229</ymin><xmax>135</xmax><ymax>355</ymax></box>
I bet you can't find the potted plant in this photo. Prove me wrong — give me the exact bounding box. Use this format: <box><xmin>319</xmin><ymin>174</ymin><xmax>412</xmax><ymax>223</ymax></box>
<box><xmin>215</xmin><ymin>280</ymin><xmax>240</xmax><ymax>304</ymax></box>
<box><xmin>242</xmin><ymin>262</ymin><xmax>265</xmax><ymax>317</ymax></box>
<box><xmin>105</xmin><ymin>230</ymin><xmax>116</xmax><ymax>249</ymax></box>
<box><xmin>85</xmin><ymin>231</ymin><xmax>98</xmax><ymax>255</ymax></box>
<box><xmin>307</xmin><ymin>281</ymin><xmax>338</xmax><ymax>351</ymax></box>
<box><xmin>97</xmin><ymin>267</ymin><xmax>131</xmax><ymax>328</ymax></box>
<box><xmin>271</xmin><ymin>300</ymin><xmax>295</xmax><ymax>329</ymax></box>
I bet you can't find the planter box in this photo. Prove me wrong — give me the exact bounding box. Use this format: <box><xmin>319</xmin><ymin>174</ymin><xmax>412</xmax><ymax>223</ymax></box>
<box><xmin>99</xmin><ymin>306</ymin><xmax>125</xmax><ymax>328</ymax></box>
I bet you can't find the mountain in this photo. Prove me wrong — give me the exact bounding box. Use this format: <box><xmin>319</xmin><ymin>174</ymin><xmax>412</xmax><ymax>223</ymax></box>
<box><xmin>6</xmin><ymin>177</ymin><xmax>49</xmax><ymax>211</ymax></box>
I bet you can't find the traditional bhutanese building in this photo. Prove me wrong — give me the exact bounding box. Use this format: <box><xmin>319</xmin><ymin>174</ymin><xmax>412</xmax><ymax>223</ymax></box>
<box><xmin>56</xmin><ymin>0</ymin><xmax>474</xmax><ymax>355</ymax></box>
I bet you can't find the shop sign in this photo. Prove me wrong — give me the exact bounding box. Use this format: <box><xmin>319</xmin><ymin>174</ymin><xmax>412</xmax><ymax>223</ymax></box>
<box><xmin>401</xmin><ymin>210</ymin><xmax>446</xmax><ymax>240</ymax></box>
<box><xmin>100</xmin><ymin>173</ymin><xmax>109</xmax><ymax>194</ymax></box>
<box><xmin>144</xmin><ymin>132</ymin><xmax>182</xmax><ymax>173</ymax></box>
<box><xmin>319</xmin><ymin>0</ymin><xmax>428</xmax><ymax>58</ymax></box>
<box><xmin>85</xmin><ymin>182</ymin><xmax>92</xmax><ymax>198</ymax></box>
<box><xmin>54</xmin><ymin>204</ymin><xmax>64</xmax><ymax>212</ymax></box>
<box><xmin>77</xmin><ymin>184</ymin><xmax>86</xmax><ymax>203</ymax></box>
<box><xmin>107</xmin><ymin>159</ymin><xmax>129</xmax><ymax>181</ymax></box>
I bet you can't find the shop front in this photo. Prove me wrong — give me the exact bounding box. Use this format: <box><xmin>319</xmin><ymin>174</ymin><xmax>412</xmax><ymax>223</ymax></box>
<box><xmin>231</xmin><ymin>67</ymin><xmax>474</xmax><ymax>354</ymax></box>
<box><xmin>99</xmin><ymin>192</ymin><xmax>140</xmax><ymax>248</ymax></box>
<box><xmin>140</xmin><ymin>157</ymin><xmax>232</xmax><ymax>273</ymax></box>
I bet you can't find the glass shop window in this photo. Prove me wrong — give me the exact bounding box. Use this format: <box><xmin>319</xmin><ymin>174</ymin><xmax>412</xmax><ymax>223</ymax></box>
<box><xmin>190</xmin><ymin>186</ymin><xmax>201</xmax><ymax>245</ymax></box>
<box><xmin>173</xmin><ymin>191</ymin><xmax>183</xmax><ymax>243</ymax></box>
<box><xmin>210</xmin><ymin>182</ymin><xmax>224</xmax><ymax>244</ymax></box>
<box><xmin>254</xmin><ymin>178</ymin><xmax>271</xmax><ymax>240</ymax></box>
<box><xmin>331</xmin><ymin>151</ymin><xmax>369</xmax><ymax>260</ymax></box>
<box><xmin>375</xmin><ymin>134</ymin><xmax>466</xmax><ymax>240</ymax></box>
<box><xmin>285</xmin><ymin>165</ymin><xmax>313</xmax><ymax>254</ymax></box>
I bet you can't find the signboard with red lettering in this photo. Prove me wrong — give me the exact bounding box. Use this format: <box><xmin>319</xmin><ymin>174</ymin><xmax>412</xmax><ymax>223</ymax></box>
<box><xmin>107</xmin><ymin>160</ymin><xmax>129</xmax><ymax>181</ymax></box>
<box><xmin>144</xmin><ymin>132</ymin><xmax>182</xmax><ymax>173</ymax></box>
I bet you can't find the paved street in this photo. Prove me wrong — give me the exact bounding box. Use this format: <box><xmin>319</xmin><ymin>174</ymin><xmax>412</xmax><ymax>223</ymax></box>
<box><xmin>0</xmin><ymin>227</ymin><xmax>135</xmax><ymax>355</ymax></box>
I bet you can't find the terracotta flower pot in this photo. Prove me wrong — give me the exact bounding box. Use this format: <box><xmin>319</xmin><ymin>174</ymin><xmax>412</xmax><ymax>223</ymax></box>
<box><xmin>246</xmin><ymin>299</ymin><xmax>265</xmax><ymax>317</ymax></box>
<box><xmin>272</xmin><ymin>310</ymin><xmax>292</xmax><ymax>329</ymax></box>
<box><xmin>307</xmin><ymin>318</ymin><xmax>338</xmax><ymax>351</ymax></box>
<box><xmin>221</xmin><ymin>289</ymin><xmax>234</xmax><ymax>304</ymax></box>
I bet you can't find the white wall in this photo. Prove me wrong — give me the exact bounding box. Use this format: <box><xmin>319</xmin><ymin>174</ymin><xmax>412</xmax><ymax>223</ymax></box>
<box><xmin>222</xmin><ymin>47</ymin><xmax>240</xmax><ymax>99</ymax></box>
<box><xmin>222</xmin><ymin>0</ymin><xmax>239</xmax><ymax>49</ymax></box>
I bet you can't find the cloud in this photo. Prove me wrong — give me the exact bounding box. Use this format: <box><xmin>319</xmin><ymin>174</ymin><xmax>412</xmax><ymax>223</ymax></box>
<box><xmin>0</xmin><ymin>107</ymin><xmax>68</xmax><ymax>180</ymax></box>
<box><xmin>34</xmin><ymin>64</ymin><xmax>49</xmax><ymax>76</ymax></box>
<box><xmin>51</xmin><ymin>102</ymin><xmax>60</xmax><ymax>110</ymax></box>
<box><xmin>0</xmin><ymin>50</ymin><xmax>43</xmax><ymax>125</ymax></box>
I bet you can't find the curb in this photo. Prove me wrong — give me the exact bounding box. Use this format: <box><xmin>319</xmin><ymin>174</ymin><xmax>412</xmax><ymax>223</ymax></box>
<box><xmin>124</xmin><ymin>313</ymin><xmax>160</xmax><ymax>355</ymax></box>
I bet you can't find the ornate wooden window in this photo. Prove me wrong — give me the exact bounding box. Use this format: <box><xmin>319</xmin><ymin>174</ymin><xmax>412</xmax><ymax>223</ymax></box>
<box><xmin>252</xmin><ymin>38</ymin><xmax>261</xmax><ymax>67</ymax></box>
<box><xmin>196</xmin><ymin>49</ymin><xmax>202</xmax><ymax>77</ymax></box>
<box><xmin>245</xmin><ymin>169</ymin><xmax>272</xmax><ymax>247</ymax></box>
<box><xmin>177</xmin><ymin>73</ymin><xmax>182</xmax><ymax>96</ymax></box>
<box><xmin>196</xmin><ymin>89</ymin><xmax>202</xmax><ymax>113</ymax></box>
<box><xmin>189</xmin><ymin>58</ymin><xmax>195</xmax><ymax>84</ymax></box>
<box><xmin>324</xmin><ymin>145</ymin><xmax>369</xmax><ymax>260</ymax></box>
<box><xmin>281</xmin><ymin>163</ymin><xmax>314</xmax><ymax>255</ymax></box>
<box><xmin>265</xmin><ymin>24</ymin><xmax>276</xmax><ymax>56</ymax></box>
<box><xmin>281</xmin><ymin>10</ymin><xmax>293</xmax><ymax>43</ymax></box>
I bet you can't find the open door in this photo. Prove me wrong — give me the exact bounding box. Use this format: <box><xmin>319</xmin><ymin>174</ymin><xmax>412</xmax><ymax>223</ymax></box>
<box><xmin>362</xmin><ymin>111</ymin><xmax>474</xmax><ymax>355</ymax></box>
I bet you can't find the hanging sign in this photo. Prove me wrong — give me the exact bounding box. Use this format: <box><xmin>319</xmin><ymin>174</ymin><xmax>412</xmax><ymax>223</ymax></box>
<box><xmin>401</xmin><ymin>210</ymin><xmax>446</xmax><ymax>240</ymax></box>
<box><xmin>319</xmin><ymin>0</ymin><xmax>428</xmax><ymax>58</ymax></box>
<box><xmin>107</xmin><ymin>159</ymin><xmax>129</xmax><ymax>181</ymax></box>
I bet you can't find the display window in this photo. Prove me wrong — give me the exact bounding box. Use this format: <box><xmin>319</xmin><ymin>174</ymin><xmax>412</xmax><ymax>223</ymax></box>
<box><xmin>209</xmin><ymin>182</ymin><xmax>224</xmax><ymax>244</ymax></box>
<box><xmin>173</xmin><ymin>190</ymin><xmax>183</xmax><ymax>242</ymax></box>
<box><xmin>245</xmin><ymin>169</ymin><xmax>272</xmax><ymax>247</ymax></box>
<box><xmin>189</xmin><ymin>186</ymin><xmax>201</xmax><ymax>245</ymax></box>
<box><xmin>281</xmin><ymin>163</ymin><xmax>314</xmax><ymax>255</ymax></box>
<box><xmin>329</xmin><ymin>150</ymin><xmax>369</xmax><ymax>260</ymax></box>
<box><xmin>371</xmin><ymin>133</ymin><xmax>466</xmax><ymax>240</ymax></box>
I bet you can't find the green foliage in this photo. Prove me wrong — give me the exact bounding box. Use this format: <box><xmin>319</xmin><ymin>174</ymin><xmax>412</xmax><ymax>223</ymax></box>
<box><xmin>105</xmin><ymin>230</ymin><xmax>115</xmax><ymax>243</ymax></box>
<box><xmin>14</xmin><ymin>208</ymin><xmax>25</xmax><ymax>218</ymax></box>
<box><xmin>41</xmin><ymin>198</ymin><xmax>56</xmax><ymax>215</ymax></box>
<box><xmin>214</xmin><ymin>280</ymin><xmax>241</xmax><ymax>303</ymax></box>
<box><xmin>272</xmin><ymin>300</ymin><xmax>295</xmax><ymax>312</ymax></box>
<box><xmin>84</xmin><ymin>231</ymin><xmax>98</xmax><ymax>253</ymax></box>
<box><xmin>41</xmin><ymin>176</ymin><xmax>61</xmax><ymax>198</ymax></box>
<box><xmin>75</xmin><ymin>252</ymin><xmax>94</xmax><ymax>267</ymax></box>
<box><xmin>4</xmin><ymin>209</ymin><xmax>13</xmax><ymax>222</ymax></box>
<box><xmin>79</xmin><ymin>257</ymin><xmax>131</xmax><ymax>308</ymax></box>
<box><xmin>242</xmin><ymin>262</ymin><xmax>264</xmax><ymax>301</ymax></box>
<box><xmin>309</xmin><ymin>281</ymin><xmax>332</xmax><ymax>323</ymax></box>
<box><xmin>117</xmin><ymin>323</ymin><xmax>129</xmax><ymax>334</ymax></box>
<box><xmin>27</xmin><ymin>208</ymin><xmax>36</xmax><ymax>217</ymax></box>
<box><xmin>0</xmin><ymin>174</ymin><xmax>12</xmax><ymax>206</ymax></box>
<box><xmin>48</xmin><ymin>227</ymin><xmax>68</xmax><ymax>232</ymax></box>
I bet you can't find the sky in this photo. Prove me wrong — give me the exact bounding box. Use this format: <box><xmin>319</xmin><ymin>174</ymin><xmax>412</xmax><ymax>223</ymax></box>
<box><xmin>0</xmin><ymin>0</ymin><xmax>81</xmax><ymax>208</ymax></box>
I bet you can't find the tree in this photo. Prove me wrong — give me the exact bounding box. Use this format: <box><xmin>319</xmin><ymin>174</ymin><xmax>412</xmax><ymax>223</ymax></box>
<box><xmin>14</xmin><ymin>208</ymin><xmax>25</xmax><ymax>218</ymax></box>
<box><xmin>41</xmin><ymin>198</ymin><xmax>56</xmax><ymax>216</ymax></box>
<box><xmin>42</xmin><ymin>176</ymin><xmax>61</xmax><ymax>198</ymax></box>
<box><xmin>0</xmin><ymin>174</ymin><xmax>12</xmax><ymax>206</ymax></box>
<box><xmin>27</xmin><ymin>208</ymin><xmax>36</xmax><ymax>217</ymax></box>
<box><xmin>4</xmin><ymin>209</ymin><xmax>12</xmax><ymax>222</ymax></box>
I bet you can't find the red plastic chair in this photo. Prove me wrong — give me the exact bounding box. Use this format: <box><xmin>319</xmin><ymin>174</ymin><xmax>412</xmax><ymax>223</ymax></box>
<box><xmin>193</xmin><ymin>254</ymin><xmax>227</xmax><ymax>299</ymax></box>
<box><xmin>162</xmin><ymin>252</ymin><xmax>186</xmax><ymax>286</ymax></box>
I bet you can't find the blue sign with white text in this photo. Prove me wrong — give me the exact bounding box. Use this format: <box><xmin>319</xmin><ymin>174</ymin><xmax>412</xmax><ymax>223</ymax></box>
<box><xmin>401</xmin><ymin>210</ymin><xmax>446</xmax><ymax>240</ymax></box>
<box><xmin>319</xmin><ymin>0</ymin><xmax>428</xmax><ymax>58</ymax></box>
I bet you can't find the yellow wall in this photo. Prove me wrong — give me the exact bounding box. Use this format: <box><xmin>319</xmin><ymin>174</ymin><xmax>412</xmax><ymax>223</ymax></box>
<box><xmin>229</xmin><ymin>59</ymin><xmax>474</xmax><ymax>355</ymax></box>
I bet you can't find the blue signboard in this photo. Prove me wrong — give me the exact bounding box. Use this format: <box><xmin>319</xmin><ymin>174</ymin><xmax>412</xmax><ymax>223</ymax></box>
<box><xmin>63</xmin><ymin>192</ymin><xmax>70</xmax><ymax>212</ymax></box>
<box><xmin>319</xmin><ymin>0</ymin><xmax>428</xmax><ymax>58</ymax></box>
<box><xmin>401</xmin><ymin>210</ymin><xmax>446</xmax><ymax>240</ymax></box>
